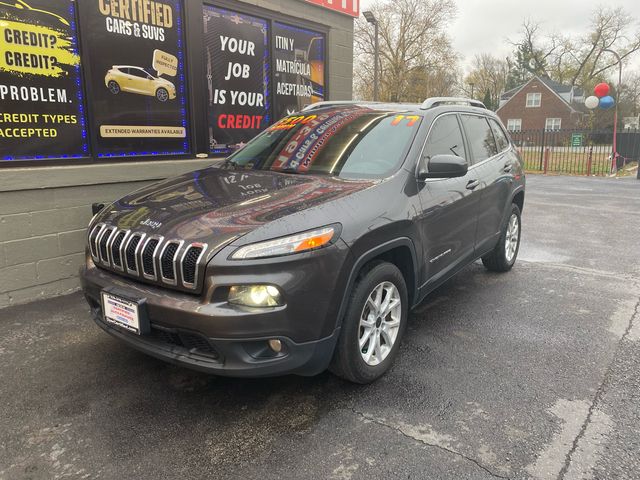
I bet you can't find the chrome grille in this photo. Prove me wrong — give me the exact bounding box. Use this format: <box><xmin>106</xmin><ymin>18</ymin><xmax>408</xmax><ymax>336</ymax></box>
<box><xmin>88</xmin><ymin>224</ymin><xmax>103</xmax><ymax>259</ymax></box>
<box><xmin>110</xmin><ymin>231</ymin><xmax>128</xmax><ymax>269</ymax></box>
<box><xmin>181</xmin><ymin>244</ymin><xmax>205</xmax><ymax>286</ymax></box>
<box><xmin>87</xmin><ymin>223</ymin><xmax>208</xmax><ymax>291</ymax></box>
<box><xmin>160</xmin><ymin>241</ymin><xmax>182</xmax><ymax>284</ymax></box>
<box><xmin>125</xmin><ymin>233</ymin><xmax>144</xmax><ymax>274</ymax></box>
<box><xmin>141</xmin><ymin>238</ymin><xmax>161</xmax><ymax>279</ymax></box>
<box><xmin>98</xmin><ymin>227</ymin><xmax>114</xmax><ymax>264</ymax></box>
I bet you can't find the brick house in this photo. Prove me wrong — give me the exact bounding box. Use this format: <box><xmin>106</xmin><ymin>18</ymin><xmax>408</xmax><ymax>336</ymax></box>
<box><xmin>496</xmin><ymin>76</ymin><xmax>588</xmax><ymax>132</ymax></box>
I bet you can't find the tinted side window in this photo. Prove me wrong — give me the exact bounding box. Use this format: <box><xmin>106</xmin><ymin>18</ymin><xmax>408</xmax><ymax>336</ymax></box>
<box><xmin>461</xmin><ymin>115</ymin><xmax>498</xmax><ymax>163</ymax></box>
<box><xmin>423</xmin><ymin>114</ymin><xmax>466</xmax><ymax>162</ymax></box>
<box><xmin>489</xmin><ymin>119</ymin><xmax>510</xmax><ymax>152</ymax></box>
<box><xmin>130</xmin><ymin>68</ymin><xmax>148</xmax><ymax>78</ymax></box>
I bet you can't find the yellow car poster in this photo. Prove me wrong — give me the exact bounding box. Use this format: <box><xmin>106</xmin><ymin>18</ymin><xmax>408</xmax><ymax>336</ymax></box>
<box><xmin>77</xmin><ymin>0</ymin><xmax>189</xmax><ymax>157</ymax></box>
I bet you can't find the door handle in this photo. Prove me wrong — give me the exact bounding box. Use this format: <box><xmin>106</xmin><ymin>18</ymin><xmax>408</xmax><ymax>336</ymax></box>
<box><xmin>466</xmin><ymin>179</ymin><xmax>480</xmax><ymax>190</ymax></box>
<box><xmin>503</xmin><ymin>163</ymin><xmax>513</xmax><ymax>173</ymax></box>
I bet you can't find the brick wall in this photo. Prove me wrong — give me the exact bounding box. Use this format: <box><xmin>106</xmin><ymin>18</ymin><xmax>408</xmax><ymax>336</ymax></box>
<box><xmin>497</xmin><ymin>78</ymin><xmax>581</xmax><ymax>131</ymax></box>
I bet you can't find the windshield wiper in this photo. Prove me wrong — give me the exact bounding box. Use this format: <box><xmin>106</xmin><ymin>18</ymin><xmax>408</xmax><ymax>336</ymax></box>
<box><xmin>277</xmin><ymin>167</ymin><xmax>302</xmax><ymax>174</ymax></box>
<box><xmin>219</xmin><ymin>158</ymin><xmax>238</xmax><ymax>169</ymax></box>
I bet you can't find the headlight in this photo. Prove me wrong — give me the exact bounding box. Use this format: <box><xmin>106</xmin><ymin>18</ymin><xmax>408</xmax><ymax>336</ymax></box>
<box><xmin>231</xmin><ymin>226</ymin><xmax>337</xmax><ymax>260</ymax></box>
<box><xmin>228</xmin><ymin>285</ymin><xmax>283</xmax><ymax>307</ymax></box>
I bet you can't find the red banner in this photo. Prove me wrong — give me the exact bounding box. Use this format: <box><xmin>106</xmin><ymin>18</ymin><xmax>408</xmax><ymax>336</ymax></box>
<box><xmin>305</xmin><ymin>0</ymin><xmax>359</xmax><ymax>18</ymax></box>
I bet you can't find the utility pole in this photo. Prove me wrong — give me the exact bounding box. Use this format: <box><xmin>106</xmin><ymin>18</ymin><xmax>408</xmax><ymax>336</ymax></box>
<box><xmin>603</xmin><ymin>49</ymin><xmax>622</xmax><ymax>173</ymax></box>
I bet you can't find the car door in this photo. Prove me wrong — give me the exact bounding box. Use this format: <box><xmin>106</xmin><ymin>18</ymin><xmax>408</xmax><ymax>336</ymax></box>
<box><xmin>459</xmin><ymin>115</ymin><xmax>514</xmax><ymax>253</ymax></box>
<box><xmin>119</xmin><ymin>68</ymin><xmax>136</xmax><ymax>93</ymax></box>
<box><xmin>128</xmin><ymin>68</ymin><xmax>151</xmax><ymax>94</ymax></box>
<box><xmin>416</xmin><ymin>113</ymin><xmax>481</xmax><ymax>288</ymax></box>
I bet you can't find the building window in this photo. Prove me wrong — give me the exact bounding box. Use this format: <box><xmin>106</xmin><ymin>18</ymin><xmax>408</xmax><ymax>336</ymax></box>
<box><xmin>507</xmin><ymin>119</ymin><xmax>522</xmax><ymax>131</ymax></box>
<box><xmin>526</xmin><ymin>92</ymin><xmax>541</xmax><ymax>107</ymax></box>
<box><xmin>545</xmin><ymin>118</ymin><xmax>562</xmax><ymax>130</ymax></box>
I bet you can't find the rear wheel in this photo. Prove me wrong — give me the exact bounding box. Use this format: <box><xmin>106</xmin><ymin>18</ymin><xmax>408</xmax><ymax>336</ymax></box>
<box><xmin>330</xmin><ymin>261</ymin><xmax>408</xmax><ymax>384</ymax></box>
<box><xmin>482</xmin><ymin>203</ymin><xmax>521</xmax><ymax>272</ymax></box>
<box><xmin>107</xmin><ymin>80</ymin><xmax>120</xmax><ymax>95</ymax></box>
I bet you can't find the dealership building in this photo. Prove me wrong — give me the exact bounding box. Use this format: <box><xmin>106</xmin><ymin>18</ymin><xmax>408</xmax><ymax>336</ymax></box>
<box><xmin>0</xmin><ymin>0</ymin><xmax>357</xmax><ymax>307</ymax></box>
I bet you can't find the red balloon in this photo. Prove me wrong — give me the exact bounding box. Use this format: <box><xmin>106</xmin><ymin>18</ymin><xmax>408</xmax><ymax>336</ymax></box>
<box><xmin>594</xmin><ymin>82</ymin><xmax>610</xmax><ymax>98</ymax></box>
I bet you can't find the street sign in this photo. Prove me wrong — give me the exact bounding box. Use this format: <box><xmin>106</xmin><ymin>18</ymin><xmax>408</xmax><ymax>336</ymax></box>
<box><xmin>571</xmin><ymin>133</ymin><xmax>583</xmax><ymax>147</ymax></box>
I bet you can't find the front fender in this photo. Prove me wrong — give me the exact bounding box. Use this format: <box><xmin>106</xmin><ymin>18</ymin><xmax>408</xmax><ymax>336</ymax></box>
<box><xmin>333</xmin><ymin>235</ymin><xmax>420</xmax><ymax>333</ymax></box>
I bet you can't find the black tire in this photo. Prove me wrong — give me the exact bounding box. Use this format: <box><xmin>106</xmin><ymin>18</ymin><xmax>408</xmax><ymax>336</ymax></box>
<box><xmin>330</xmin><ymin>261</ymin><xmax>408</xmax><ymax>384</ymax></box>
<box><xmin>107</xmin><ymin>80</ymin><xmax>120</xmax><ymax>95</ymax></box>
<box><xmin>156</xmin><ymin>87</ymin><xmax>169</xmax><ymax>102</ymax></box>
<box><xmin>482</xmin><ymin>203</ymin><xmax>521</xmax><ymax>272</ymax></box>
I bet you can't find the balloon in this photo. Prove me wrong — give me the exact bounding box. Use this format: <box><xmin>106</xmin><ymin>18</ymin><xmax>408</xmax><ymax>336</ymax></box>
<box><xmin>584</xmin><ymin>96</ymin><xmax>600</xmax><ymax>109</ymax></box>
<box><xmin>594</xmin><ymin>82</ymin><xmax>610</xmax><ymax>98</ymax></box>
<box><xmin>599</xmin><ymin>95</ymin><xmax>615</xmax><ymax>110</ymax></box>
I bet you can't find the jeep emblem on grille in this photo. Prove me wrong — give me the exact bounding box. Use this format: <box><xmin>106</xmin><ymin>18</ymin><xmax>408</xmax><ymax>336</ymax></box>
<box><xmin>140</xmin><ymin>218</ymin><xmax>162</xmax><ymax>229</ymax></box>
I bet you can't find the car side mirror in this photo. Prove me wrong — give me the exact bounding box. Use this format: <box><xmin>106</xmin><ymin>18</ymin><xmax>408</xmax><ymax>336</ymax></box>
<box><xmin>417</xmin><ymin>154</ymin><xmax>468</xmax><ymax>180</ymax></box>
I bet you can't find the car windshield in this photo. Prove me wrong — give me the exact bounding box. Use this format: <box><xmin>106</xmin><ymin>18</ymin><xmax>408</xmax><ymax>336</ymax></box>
<box><xmin>222</xmin><ymin>108</ymin><xmax>422</xmax><ymax>179</ymax></box>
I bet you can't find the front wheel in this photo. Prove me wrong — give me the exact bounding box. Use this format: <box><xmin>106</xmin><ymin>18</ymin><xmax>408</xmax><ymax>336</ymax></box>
<box><xmin>330</xmin><ymin>261</ymin><xmax>408</xmax><ymax>384</ymax></box>
<box><xmin>156</xmin><ymin>88</ymin><xmax>169</xmax><ymax>102</ymax></box>
<box><xmin>482</xmin><ymin>203</ymin><xmax>521</xmax><ymax>272</ymax></box>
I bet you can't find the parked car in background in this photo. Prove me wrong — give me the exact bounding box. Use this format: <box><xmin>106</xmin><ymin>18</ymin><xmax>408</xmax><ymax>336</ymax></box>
<box><xmin>80</xmin><ymin>98</ymin><xmax>525</xmax><ymax>383</ymax></box>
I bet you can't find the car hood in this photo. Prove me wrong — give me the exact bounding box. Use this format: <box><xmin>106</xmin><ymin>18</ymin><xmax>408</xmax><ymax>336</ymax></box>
<box><xmin>94</xmin><ymin>167</ymin><xmax>375</xmax><ymax>250</ymax></box>
<box><xmin>156</xmin><ymin>77</ymin><xmax>174</xmax><ymax>87</ymax></box>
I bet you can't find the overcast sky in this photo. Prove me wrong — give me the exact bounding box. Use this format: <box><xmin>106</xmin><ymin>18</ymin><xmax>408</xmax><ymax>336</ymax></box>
<box><xmin>359</xmin><ymin>0</ymin><xmax>640</xmax><ymax>75</ymax></box>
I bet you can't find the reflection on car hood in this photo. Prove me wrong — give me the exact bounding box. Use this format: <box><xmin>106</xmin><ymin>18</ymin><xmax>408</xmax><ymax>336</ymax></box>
<box><xmin>95</xmin><ymin>167</ymin><xmax>374</xmax><ymax>247</ymax></box>
<box><xmin>156</xmin><ymin>77</ymin><xmax>174</xmax><ymax>87</ymax></box>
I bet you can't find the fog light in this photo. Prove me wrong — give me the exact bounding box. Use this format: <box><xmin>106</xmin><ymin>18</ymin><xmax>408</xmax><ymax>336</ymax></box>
<box><xmin>228</xmin><ymin>285</ymin><xmax>283</xmax><ymax>307</ymax></box>
<box><xmin>268</xmin><ymin>339</ymin><xmax>282</xmax><ymax>353</ymax></box>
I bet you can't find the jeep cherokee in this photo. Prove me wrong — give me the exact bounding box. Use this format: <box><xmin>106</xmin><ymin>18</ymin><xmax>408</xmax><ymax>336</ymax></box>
<box><xmin>80</xmin><ymin>97</ymin><xmax>525</xmax><ymax>384</ymax></box>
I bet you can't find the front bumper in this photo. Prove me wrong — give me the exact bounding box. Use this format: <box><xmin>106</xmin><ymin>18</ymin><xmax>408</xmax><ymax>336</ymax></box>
<box><xmin>80</xmin><ymin>240</ymin><xmax>352</xmax><ymax>377</ymax></box>
<box><xmin>87</xmin><ymin>299</ymin><xmax>339</xmax><ymax>377</ymax></box>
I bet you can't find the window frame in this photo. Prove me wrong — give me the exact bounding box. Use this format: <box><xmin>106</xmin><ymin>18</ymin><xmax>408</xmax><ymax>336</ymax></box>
<box><xmin>488</xmin><ymin>119</ymin><xmax>511</xmax><ymax>153</ymax></box>
<box><xmin>418</xmin><ymin>112</ymin><xmax>469</xmax><ymax>171</ymax></box>
<box><xmin>526</xmin><ymin>92</ymin><xmax>541</xmax><ymax>108</ymax></box>
<box><xmin>545</xmin><ymin>117</ymin><xmax>562</xmax><ymax>130</ymax></box>
<box><xmin>506</xmin><ymin>118</ymin><xmax>522</xmax><ymax>132</ymax></box>
<box><xmin>459</xmin><ymin>113</ymin><xmax>500</xmax><ymax>165</ymax></box>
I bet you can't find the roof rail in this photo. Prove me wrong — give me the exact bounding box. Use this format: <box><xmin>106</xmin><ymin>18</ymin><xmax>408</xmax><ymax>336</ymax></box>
<box><xmin>301</xmin><ymin>101</ymin><xmax>365</xmax><ymax>111</ymax></box>
<box><xmin>301</xmin><ymin>100</ymin><xmax>423</xmax><ymax>113</ymax></box>
<box><xmin>421</xmin><ymin>97</ymin><xmax>486</xmax><ymax>110</ymax></box>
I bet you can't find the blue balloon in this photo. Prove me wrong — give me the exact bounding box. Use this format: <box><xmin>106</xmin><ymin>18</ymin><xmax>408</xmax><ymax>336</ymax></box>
<box><xmin>599</xmin><ymin>95</ymin><xmax>615</xmax><ymax>110</ymax></box>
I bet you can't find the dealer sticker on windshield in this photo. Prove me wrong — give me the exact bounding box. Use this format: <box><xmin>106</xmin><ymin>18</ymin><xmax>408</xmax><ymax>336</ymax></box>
<box><xmin>102</xmin><ymin>292</ymin><xmax>141</xmax><ymax>335</ymax></box>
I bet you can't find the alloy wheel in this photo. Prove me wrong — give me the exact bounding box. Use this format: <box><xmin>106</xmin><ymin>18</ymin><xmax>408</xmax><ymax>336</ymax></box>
<box><xmin>358</xmin><ymin>281</ymin><xmax>402</xmax><ymax>366</ymax></box>
<box><xmin>157</xmin><ymin>89</ymin><xmax>169</xmax><ymax>102</ymax></box>
<box><xmin>505</xmin><ymin>213</ymin><xmax>519</xmax><ymax>262</ymax></box>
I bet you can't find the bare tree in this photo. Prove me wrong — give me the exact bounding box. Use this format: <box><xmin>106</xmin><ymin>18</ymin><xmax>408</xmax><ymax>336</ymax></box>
<box><xmin>619</xmin><ymin>71</ymin><xmax>640</xmax><ymax>119</ymax></box>
<box><xmin>462</xmin><ymin>54</ymin><xmax>509</xmax><ymax>110</ymax></box>
<box><xmin>353</xmin><ymin>0</ymin><xmax>459</xmax><ymax>102</ymax></box>
<box><xmin>503</xmin><ymin>7</ymin><xmax>640</xmax><ymax>91</ymax></box>
<box><xmin>569</xmin><ymin>7</ymin><xmax>640</xmax><ymax>87</ymax></box>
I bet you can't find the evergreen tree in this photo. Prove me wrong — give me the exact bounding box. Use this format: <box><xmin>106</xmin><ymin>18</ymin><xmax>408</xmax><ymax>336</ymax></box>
<box><xmin>482</xmin><ymin>89</ymin><xmax>493</xmax><ymax>110</ymax></box>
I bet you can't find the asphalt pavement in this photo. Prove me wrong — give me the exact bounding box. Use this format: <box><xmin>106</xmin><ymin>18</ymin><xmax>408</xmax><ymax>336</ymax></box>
<box><xmin>1</xmin><ymin>174</ymin><xmax>639</xmax><ymax>480</ymax></box>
